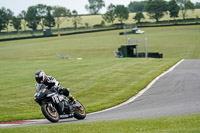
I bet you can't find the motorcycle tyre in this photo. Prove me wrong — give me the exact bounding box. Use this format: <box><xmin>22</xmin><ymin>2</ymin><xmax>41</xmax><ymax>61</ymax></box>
<box><xmin>73</xmin><ymin>100</ymin><xmax>86</xmax><ymax>120</ymax></box>
<box><xmin>41</xmin><ymin>103</ymin><xmax>60</xmax><ymax>123</ymax></box>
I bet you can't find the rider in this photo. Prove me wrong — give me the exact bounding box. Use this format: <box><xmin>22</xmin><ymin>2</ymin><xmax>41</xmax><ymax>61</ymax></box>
<box><xmin>35</xmin><ymin>70</ymin><xmax>76</xmax><ymax>104</ymax></box>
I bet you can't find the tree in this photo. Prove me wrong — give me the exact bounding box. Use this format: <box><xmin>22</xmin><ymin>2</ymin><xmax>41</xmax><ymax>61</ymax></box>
<box><xmin>0</xmin><ymin>8</ymin><xmax>7</xmax><ymax>32</ymax></box>
<box><xmin>44</xmin><ymin>6</ymin><xmax>55</xmax><ymax>29</ymax></box>
<box><xmin>25</xmin><ymin>6</ymin><xmax>40</xmax><ymax>31</ymax></box>
<box><xmin>2</xmin><ymin>7</ymin><xmax>13</xmax><ymax>32</ymax></box>
<box><xmin>36</xmin><ymin>4</ymin><xmax>48</xmax><ymax>30</ymax></box>
<box><xmin>11</xmin><ymin>15</ymin><xmax>22</xmax><ymax>32</ymax></box>
<box><xmin>128</xmin><ymin>1</ymin><xmax>147</xmax><ymax>12</ymax></box>
<box><xmin>102</xmin><ymin>4</ymin><xmax>116</xmax><ymax>25</ymax></box>
<box><xmin>114</xmin><ymin>5</ymin><xmax>129</xmax><ymax>25</ymax></box>
<box><xmin>85</xmin><ymin>22</ymin><xmax>89</xmax><ymax>28</ymax></box>
<box><xmin>71</xmin><ymin>10</ymin><xmax>82</xmax><ymax>29</ymax></box>
<box><xmin>18</xmin><ymin>10</ymin><xmax>27</xmax><ymax>31</ymax></box>
<box><xmin>101</xmin><ymin>20</ymin><xmax>105</xmax><ymax>27</ymax></box>
<box><xmin>146</xmin><ymin>0</ymin><xmax>168</xmax><ymax>22</ymax></box>
<box><xmin>176</xmin><ymin>0</ymin><xmax>195</xmax><ymax>20</ymax></box>
<box><xmin>85</xmin><ymin>0</ymin><xmax>105</xmax><ymax>14</ymax></box>
<box><xmin>53</xmin><ymin>6</ymin><xmax>71</xmax><ymax>32</ymax></box>
<box><xmin>195</xmin><ymin>2</ymin><xmax>200</xmax><ymax>9</ymax></box>
<box><xmin>133</xmin><ymin>12</ymin><xmax>145</xmax><ymax>23</ymax></box>
<box><xmin>168</xmin><ymin>0</ymin><xmax>180</xmax><ymax>20</ymax></box>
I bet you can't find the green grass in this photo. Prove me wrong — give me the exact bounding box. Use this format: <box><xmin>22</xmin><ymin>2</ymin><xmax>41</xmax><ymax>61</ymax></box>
<box><xmin>1</xmin><ymin>114</ymin><xmax>200</xmax><ymax>133</ymax></box>
<box><xmin>0</xmin><ymin>25</ymin><xmax>200</xmax><ymax>122</ymax></box>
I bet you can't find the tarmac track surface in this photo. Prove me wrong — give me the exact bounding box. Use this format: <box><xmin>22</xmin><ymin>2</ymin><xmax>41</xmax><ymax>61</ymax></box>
<box><xmin>1</xmin><ymin>59</ymin><xmax>200</xmax><ymax>128</ymax></box>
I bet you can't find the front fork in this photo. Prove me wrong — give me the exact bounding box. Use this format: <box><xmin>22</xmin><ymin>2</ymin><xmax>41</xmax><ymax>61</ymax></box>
<box><xmin>43</xmin><ymin>101</ymin><xmax>63</xmax><ymax>115</ymax></box>
<box><xmin>47</xmin><ymin>103</ymin><xmax>56</xmax><ymax>112</ymax></box>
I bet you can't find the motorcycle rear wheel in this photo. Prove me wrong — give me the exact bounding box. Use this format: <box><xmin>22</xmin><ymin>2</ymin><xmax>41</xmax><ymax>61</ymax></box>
<box><xmin>73</xmin><ymin>100</ymin><xmax>86</xmax><ymax>120</ymax></box>
<box><xmin>41</xmin><ymin>103</ymin><xmax>60</xmax><ymax>123</ymax></box>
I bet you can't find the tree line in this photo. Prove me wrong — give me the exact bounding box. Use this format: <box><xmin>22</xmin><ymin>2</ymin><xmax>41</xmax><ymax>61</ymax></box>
<box><xmin>0</xmin><ymin>0</ymin><xmax>198</xmax><ymax>33</ymax></box>
<box><xmin>103</xmin><ymin>0</ymin><xmax>196</xmax><ymax>24</ymax></box>
<box><xmin>0</xmin><ymin>4</ymin><xmax>81</xmax><ymax>33</ymax></box>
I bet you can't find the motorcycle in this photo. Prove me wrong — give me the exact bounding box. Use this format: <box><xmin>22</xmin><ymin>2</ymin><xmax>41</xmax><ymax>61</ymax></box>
<box><xmin>34</xmin><ymin>84</ymin><xmax>86</xmax><ymax>123</ymax></box>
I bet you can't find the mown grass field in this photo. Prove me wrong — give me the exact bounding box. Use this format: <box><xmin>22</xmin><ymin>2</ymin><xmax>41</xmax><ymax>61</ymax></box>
<box><xmin>0</xmin><ymin>25</ymin><xmax>200</xmax><ymax>123</ymax></box>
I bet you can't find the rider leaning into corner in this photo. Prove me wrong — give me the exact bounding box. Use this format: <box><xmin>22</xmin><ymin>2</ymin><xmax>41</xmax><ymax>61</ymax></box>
<box><xmin>35</xmin><ymin>70</ymin><xmax>76</xmax><ymax>104</ymax></box>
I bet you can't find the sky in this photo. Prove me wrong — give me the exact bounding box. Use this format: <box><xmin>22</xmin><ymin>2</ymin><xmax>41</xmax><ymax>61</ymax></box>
<box><xmin>1</xmin><ymin>0</ymin><xmax>199</xmax><ymax>16</ymax></box>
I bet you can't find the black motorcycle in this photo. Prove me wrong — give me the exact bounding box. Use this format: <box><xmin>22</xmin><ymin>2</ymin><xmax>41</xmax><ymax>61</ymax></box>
<box><xmin>34</xmin><ymin>84</ymin><xmax>86</xmax><ymax>123</ymax></box>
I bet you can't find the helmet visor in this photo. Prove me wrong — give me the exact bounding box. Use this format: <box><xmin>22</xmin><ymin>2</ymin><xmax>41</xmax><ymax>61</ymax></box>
<box><xmin>35</xmin><ymin>76</ymin><xmax>43</xmax><ymax>83</ymax></box>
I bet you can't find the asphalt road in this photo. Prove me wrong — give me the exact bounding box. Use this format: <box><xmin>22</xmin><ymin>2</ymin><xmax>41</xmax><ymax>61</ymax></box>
<box><xmin>88</xmin><ymin>59</ymin><xmax>200</xmax><ymax>120</ymax></box>
<box><xmin>1</xmin><ymin>59</ymin><xmax>200</xmax><ymax>128</ymax></box>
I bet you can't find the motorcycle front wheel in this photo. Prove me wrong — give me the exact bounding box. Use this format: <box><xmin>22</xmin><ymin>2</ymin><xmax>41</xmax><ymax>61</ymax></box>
<box><xmin>73</xmin><ymin>100</ymin><xmax>86</xmax><ymax>120</ymax></box>
<box><xmin>41</xmin><ymin>103</ymin><xmax>60</xmax><ymax>123</ymax></box>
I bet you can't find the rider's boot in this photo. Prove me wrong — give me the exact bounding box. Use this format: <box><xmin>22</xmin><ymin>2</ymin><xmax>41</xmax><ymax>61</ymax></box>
<box><xmin>68</xmin><ymin>94</ymin><xmax>76</xmax><ymax>105</ymax></box>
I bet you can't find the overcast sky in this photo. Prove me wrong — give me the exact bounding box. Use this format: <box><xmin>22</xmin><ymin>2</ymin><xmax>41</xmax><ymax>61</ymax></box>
<box><xmin>1</xmin><ymin>0</ymin><xmax>199</xmax><ymax>15</ymax></box>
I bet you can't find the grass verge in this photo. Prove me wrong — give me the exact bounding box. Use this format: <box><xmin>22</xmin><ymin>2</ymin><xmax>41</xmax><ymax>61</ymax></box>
<box><xmin>1</xmin><ymin>114</ymin><xmax>200</xmax><ymax>132</ymax></box>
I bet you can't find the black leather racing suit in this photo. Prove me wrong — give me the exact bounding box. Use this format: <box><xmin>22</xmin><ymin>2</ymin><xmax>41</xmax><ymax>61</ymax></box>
<box><xmin>35</xmin><ymin>76</ymin><xmax>70</xmax><ymax>97</ymax></box>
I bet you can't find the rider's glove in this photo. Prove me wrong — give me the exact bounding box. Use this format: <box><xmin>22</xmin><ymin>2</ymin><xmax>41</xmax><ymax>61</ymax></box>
<box><xmin>58</xmin><ymin>87</ymin><xmax>70</xmax><ymax>97</ymax></box>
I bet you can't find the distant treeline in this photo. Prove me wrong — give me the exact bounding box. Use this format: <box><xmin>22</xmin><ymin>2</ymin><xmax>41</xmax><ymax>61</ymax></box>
<box><xmin>128</xmin><ymin>1</ymin><xmax>200</xmax><ymax>12</ymax></box>
<box><xmin>0</xmin><ymin>0</ymin><xmax>199</xmax><ymax>33</ymax></box>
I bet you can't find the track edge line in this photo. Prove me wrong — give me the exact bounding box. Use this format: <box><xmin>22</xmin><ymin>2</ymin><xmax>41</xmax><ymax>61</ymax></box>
<box><xmin>88</xmin><ymin>59</ymin><xmax>185</xmax><ymax>116</ymax></box>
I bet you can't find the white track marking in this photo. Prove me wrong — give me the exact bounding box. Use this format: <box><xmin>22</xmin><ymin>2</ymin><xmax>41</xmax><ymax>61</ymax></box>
<box><xmin>88</xmin><ymin>59</ymin><xmax>185</xmax><ymax>115</ymax></box>
<box><xmin>0</xmin><ymin>124</ymin><xmax>18</xmax><ymax>127</ymax></box>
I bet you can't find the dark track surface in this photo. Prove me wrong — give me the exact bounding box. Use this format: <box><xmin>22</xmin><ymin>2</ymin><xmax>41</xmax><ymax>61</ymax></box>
<box><xmin>1</xmin><ymin>59</ymin><xmax>200</xmax><ymax>128</ymax></box>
